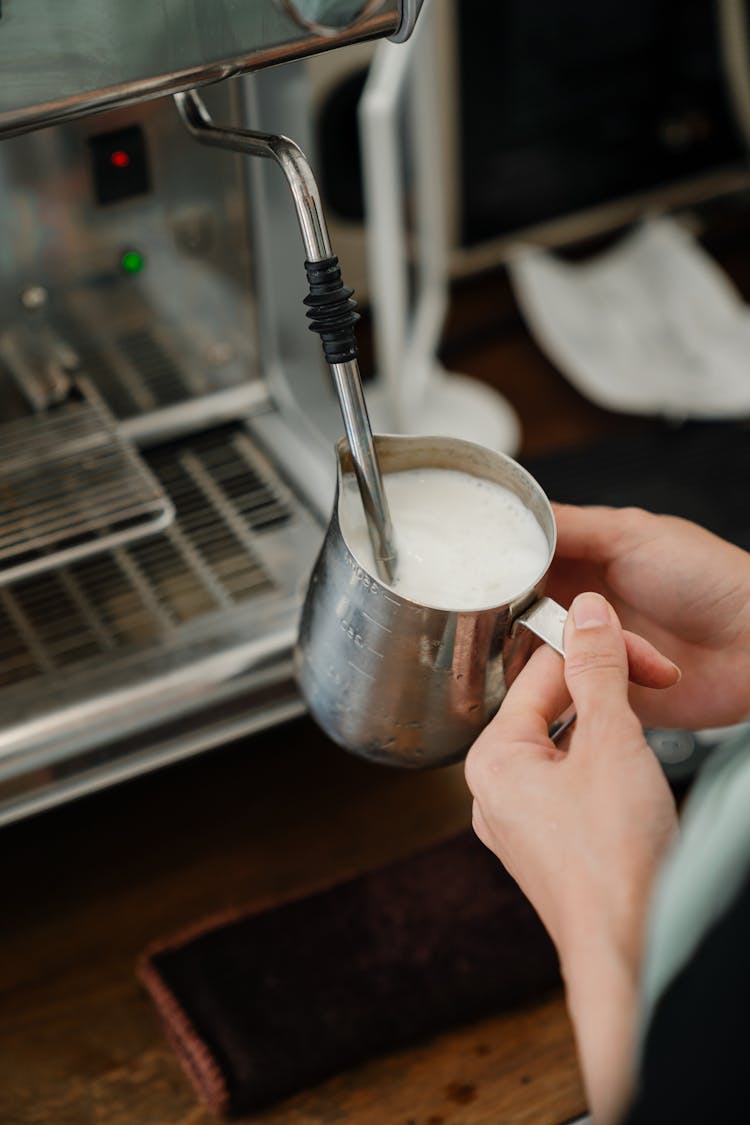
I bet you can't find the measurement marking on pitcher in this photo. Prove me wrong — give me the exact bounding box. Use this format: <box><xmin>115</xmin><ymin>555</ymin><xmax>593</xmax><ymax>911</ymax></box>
<box><xmin>339</xmin><ymin>615</ymin><xmax>364</xmax><ymax>646</ymax></box>
<box><xmin>360</xmin><ymin>609</ymin><xmax>391</xmax><ymax>632</ymax></box>
<box><xmin>347</xmin><ymin>660</ymin><xmax>375</xmax><ymax>680</ymax></box>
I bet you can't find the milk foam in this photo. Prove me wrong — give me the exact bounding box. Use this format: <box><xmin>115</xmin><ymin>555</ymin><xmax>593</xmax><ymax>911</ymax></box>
<box><xmin>340</xmin><ymin>467</ymin><xmax>550</xmax><ymax>610</ymax></box>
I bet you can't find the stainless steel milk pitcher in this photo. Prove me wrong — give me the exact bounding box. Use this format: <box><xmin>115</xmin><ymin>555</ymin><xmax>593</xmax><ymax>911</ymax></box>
<box><xmin>294</xmin><ymin>434</ymin><xmax>568</xmax><ymax>768</ymax></box>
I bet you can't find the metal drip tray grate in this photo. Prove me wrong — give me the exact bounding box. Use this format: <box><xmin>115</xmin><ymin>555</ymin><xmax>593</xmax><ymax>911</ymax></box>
<box><xmin>0</xmin><ymin>378</ymin><xmax>174</xmax><ymax>585</ymax></box>
<box><xmin>0</xmin><ymin>425</ymin><xmax>296</xmax><ymax>691</ymax></box>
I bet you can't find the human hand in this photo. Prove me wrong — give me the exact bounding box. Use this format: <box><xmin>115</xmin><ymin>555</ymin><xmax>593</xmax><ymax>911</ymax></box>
<box><xmin>548</xmin><ymin>504</ymin><xmax>750</xmax><ymax>729</ymax></box>
<box><xmin>465</xmin><ymin>592</ymin><xmax>678</xmax><ymax>1123</ymax></box>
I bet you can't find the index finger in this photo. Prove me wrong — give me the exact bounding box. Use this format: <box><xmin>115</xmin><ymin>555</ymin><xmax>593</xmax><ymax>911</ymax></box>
<box><xmin>552</xmin><ymin>503</ymin><xmax>630</xmax><ymax>563</ymax></box>
<box><xmin>488</xmin><ymin>643</ymin><xmax>570</xmax><ymax>744</ymax></box>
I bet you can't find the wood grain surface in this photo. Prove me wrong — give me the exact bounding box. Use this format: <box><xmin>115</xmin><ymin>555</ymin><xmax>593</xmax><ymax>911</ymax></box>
<box><xmin>0</xmin><ymin>721</ymin><xmax>587</xmax><ymax>1125</ymax></box>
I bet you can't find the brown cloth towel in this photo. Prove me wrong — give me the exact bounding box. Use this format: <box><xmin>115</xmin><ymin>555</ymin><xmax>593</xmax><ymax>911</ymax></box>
<box><xmin>138</xmin><ymin>831</ymin><xmax>560</xmax><ymax>1118</ymax></box>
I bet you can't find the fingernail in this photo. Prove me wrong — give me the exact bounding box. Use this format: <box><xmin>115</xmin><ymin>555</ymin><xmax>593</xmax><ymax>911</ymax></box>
<box><xmin>572</xmin><ymin>592</ymin><xmax>610</xmax><ymax>629</ymax></box>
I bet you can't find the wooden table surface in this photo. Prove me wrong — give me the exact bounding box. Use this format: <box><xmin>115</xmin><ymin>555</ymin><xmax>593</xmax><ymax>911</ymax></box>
<box><xmin>0</xmin><ymin>725</ymin><xmax>586</xmax><ymax>1125</ymax></box>
<box><xmin>0</xmin><ymin>252</ymin><xmax>679</xmax><ymax>1125</ymax></box>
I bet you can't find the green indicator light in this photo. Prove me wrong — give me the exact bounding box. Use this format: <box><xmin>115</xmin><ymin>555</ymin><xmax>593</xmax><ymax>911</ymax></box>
<box><xmin>120</xmin><ymin>249</ymin><xmax>145</xmax><ymax>274</ymax></box>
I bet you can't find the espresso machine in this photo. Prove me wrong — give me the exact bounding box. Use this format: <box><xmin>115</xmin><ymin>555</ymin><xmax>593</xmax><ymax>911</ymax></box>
<box><xmin>0</xmin><ymin>1</ymin><xmax>424</xmax><ymax>825</ymax></box>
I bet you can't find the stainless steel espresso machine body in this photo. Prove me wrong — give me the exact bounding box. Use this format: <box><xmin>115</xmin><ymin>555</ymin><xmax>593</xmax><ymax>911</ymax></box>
<box><xmin>0</xmin><ymin>0</ymin><xmax>422</xmax><ymax>824</ymax></box>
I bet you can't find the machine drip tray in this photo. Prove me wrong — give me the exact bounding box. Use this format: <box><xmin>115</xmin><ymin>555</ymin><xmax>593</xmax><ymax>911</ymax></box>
<box><xmin>0</xmin><ymin>377</ymin><xmax>174</xmax><ymax>585</ymax></box>
<box><xmin>0</xmin><ymin>420</ymin><xmax>324</xmax><ymax>824</ymax></box>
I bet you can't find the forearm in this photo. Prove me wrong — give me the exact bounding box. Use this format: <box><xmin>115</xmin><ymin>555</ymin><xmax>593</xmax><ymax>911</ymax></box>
<box><xmin>465</xmin><ymin>593</ymin><xmax>678</xmax><ymax>1122</ymax></box>
<box><xmin>562</xmin><ymin>936</ymin><xmax>640</xmax><ymax>1124</ymax></box>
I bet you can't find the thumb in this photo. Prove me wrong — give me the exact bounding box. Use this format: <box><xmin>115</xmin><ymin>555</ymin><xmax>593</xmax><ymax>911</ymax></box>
<box><xmin>563</xmin><ymin>591</ymin><xmax>636</xmax><ymax>734</ymax></box>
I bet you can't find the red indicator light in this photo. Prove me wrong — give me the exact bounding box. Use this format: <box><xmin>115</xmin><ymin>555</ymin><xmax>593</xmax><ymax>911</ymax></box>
<box><xmin>110</xmin><ymin>149</ymin><xmax>130</xmax><ymax>169</ymax></box>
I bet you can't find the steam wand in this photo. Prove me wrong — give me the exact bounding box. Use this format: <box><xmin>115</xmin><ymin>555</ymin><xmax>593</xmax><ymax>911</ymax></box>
<box><xmin>174</xmin><ymin>89</ymin><xmax>398</xmax><ymax>585</ymax></box>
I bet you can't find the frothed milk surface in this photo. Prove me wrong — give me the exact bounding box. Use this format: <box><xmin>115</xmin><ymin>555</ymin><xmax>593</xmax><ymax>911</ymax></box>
<box><xmin>340</xmin><ymin>467</ymin><xmax>550</xmax><ymax>610</ymax></box>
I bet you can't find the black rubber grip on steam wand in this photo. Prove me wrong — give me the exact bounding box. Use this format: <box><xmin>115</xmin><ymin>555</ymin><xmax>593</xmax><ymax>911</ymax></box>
<box><xmin>303</xmin><ymin>257</ymin><xmax>360</xmax><ymax>365</ymax></box>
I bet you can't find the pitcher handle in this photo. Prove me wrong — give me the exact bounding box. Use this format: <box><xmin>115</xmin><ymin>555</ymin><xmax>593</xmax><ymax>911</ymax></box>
<box><xmin>515</xmin><ymin>596</ymin><xmax>567</xmax><ymax>656</ymax></box>
<box><xmin>515</xmin><ymin>597</ymin><xmax>575</xmax><ymax>744</ymax></box>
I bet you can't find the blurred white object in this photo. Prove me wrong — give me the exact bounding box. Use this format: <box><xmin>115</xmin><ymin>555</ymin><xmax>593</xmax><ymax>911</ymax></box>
<box><xmin>359</xmin><ymin>0</ymin><xmax>520</xmax><ymax>453</ymax></box>
<box><xmin>509</xmin><ymin>216</ymin><xmax>750</xmax><ymax>421</ymax></box>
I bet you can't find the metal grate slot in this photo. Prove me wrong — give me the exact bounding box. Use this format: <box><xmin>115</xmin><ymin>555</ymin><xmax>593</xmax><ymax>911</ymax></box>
<box><xmin>0</xmin><ymin>378</ymin><xmax>174</xmax><ymax>585</ymax></box>
<box><xmin>195</xmin><ymin>432</ymin><xmax>291</xmax><ymax>531</ymax></box>
<box><xmin>125</xmin><ymin>534</ymin><xmax>221</xmax><ymax>625</ymax></box>
<box><xmin>7</xmin><ymin>574</ymin><xmax>103</xmax><ymax>668</ymax></box>
<box><xmin>147</xmin><ymin>437</ymin><xmax>280</xmax><ymax>604</ymax></box>
<box><xmin>54</xmin><ymin>319</ymin><xmax>197</xmax><ymax>420</ymax></box>
<box><xmin>68</xmin><ymin>552</ymin><xmax>167</xmax><ymax>647</ymax></box>
<box><xmin>116</xmin><ymin>330</ymin><xmax>189</xmax><ymax>409</ymax></box>
<box><xmin>67</xmin><ymin>335</ymin><xmax>141</xmax><ymax>419</ymax></box>
<box><xmin>0</xmin><ymin>599</ymin><xmax>42</xmax><ymax>687</ymax></box>
<box><xmin>0</xmin><ymin>426</ymin><xmax>293</xmax><ymax>690</ymax></box>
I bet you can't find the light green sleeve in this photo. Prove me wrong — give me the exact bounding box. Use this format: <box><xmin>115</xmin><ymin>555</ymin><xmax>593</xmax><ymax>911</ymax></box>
<box><xmin>638</xmin><ymin>731</ymin><xmax>750</xmax><ymax>1046</ymax></box>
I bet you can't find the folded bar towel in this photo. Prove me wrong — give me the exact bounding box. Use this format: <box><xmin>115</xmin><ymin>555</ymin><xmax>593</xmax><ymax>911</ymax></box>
<box><xmin>138</xmin><ymin>830</ymin><xmax>560</xmax><ymax>1118</ymax></box>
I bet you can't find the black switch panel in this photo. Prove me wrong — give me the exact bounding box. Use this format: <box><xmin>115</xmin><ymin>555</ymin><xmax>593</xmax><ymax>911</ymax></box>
<box><xmin>88</xmin><ymin>124</ymin><xmax>150</xmax><ymax>205</ymax></box>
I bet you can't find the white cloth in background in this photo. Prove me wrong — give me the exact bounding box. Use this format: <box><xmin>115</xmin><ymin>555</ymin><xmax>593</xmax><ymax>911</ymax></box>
<box><xmin>508</xmin><ymin>217</ymin><xmax>750</xmax><ymax>421</ymax></box>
